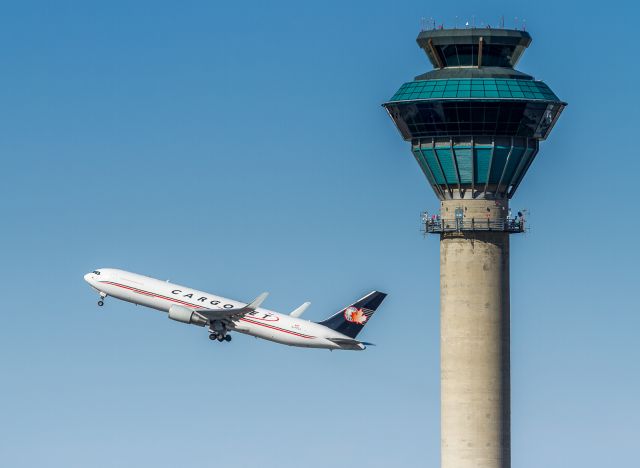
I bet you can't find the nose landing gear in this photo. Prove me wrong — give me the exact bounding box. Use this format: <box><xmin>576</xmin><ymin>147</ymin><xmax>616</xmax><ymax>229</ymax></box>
<box><xmin>97</xmin><ymin>292</ymin><xmax>107</xmax><ymax>307</ymax></box>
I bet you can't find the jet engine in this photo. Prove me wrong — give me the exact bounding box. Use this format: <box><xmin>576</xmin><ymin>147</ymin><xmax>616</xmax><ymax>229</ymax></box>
<box><xmin>168</xmin><ymin>305</ymin><xmax>207</xmax><ymax>327</ymax></box>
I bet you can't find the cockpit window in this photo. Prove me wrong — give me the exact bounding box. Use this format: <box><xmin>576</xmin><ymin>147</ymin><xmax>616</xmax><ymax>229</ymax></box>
<box><xmin>93</xmin><ymin>270</ymin><xmax>101</xmax><ymax>275</ymax></box>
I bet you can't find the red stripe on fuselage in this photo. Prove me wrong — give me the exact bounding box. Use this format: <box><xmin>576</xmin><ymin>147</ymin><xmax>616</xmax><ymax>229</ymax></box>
<box><xmin>238</xmin><ymin>316</ymin><xmax>315</xmax><ymax>338</ymax></box>
<box><xmin>100</xmin><ymin>281</ymin><xmax>316</xmax><ymax>339</ymax></box>
<box><xmin>102</xmin><ymin>281</ymin><xmax>201</xmax><ymax>308</ymax></box>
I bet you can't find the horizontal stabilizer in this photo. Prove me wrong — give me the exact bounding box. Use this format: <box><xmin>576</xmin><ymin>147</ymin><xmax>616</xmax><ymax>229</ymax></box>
<box><xmin>326</xmin><ymin>337</ymin><xmax>370</xmax><ymax>350</ymax></box>
<box><xmin>327</xmin><ymin>337</ymin><xmax>361</xmax><ymax>345</ymax></box>
<box><xmin>290</xmin><ymin>302</ymin><xmax>310</xmax><ymax>318</ymax></box>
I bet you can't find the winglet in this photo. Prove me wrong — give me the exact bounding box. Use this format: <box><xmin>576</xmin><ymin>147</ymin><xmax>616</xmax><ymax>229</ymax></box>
<box><xmin>246</xmin><ymin>292</ymin><xmax>269</xmax><ymax>311</ymax></box>
<box><xmin>290</xmin><ymin>302</ymin><xmax>311</xmax><ymax>318</ymax></box>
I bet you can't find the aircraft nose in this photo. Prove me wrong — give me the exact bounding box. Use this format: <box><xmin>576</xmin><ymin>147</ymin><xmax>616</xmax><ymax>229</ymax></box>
<box><xmin>84</xmin><ymin>273</ymin><xmax>93</xmax><ymax>283</ymax></box>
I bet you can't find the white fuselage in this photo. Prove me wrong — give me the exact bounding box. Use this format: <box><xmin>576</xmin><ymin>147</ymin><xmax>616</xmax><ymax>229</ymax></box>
<box><xmin>84</xmin><ymin>269</ymin><xmax>363</xmax><ymax>350</ymax></box>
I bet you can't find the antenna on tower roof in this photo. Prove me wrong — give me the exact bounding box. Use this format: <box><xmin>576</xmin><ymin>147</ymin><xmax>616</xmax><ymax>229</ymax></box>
<box><xmin>421</xmin><ymin>16</ymin><xmax>437</xmax><ymax>31</ymax></box>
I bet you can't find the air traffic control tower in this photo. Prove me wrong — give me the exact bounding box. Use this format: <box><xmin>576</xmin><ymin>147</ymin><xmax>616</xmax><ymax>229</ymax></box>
<box><xmin>383</xmin><ymin>28</ymin><xmax>565</xmax><ymax>468</ymax></box>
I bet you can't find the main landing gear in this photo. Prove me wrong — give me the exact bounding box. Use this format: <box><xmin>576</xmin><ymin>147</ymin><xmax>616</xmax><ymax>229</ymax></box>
<box><xmin>209</xmin><ymin>333</ymin><xmax>232</xmax><ymax>343</ymax></box>
<box><xmin>208</xmin><ymin>320</ymin><xmax>231</xmax><ymax>343</ymax></box>
<box><xmin>97</xmin><ymin>292</ymin><xmax>107</xmax><ymax>307</ymax></box>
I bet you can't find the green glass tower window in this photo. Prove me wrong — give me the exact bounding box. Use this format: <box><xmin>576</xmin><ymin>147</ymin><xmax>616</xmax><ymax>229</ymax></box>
<box><xmin>389</xmin><ymin>79</ymin><xmax>560</xmax><ymax>102</ymax></box>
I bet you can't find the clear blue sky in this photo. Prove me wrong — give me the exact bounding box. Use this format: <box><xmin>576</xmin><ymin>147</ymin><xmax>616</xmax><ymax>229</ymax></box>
<box><xmin>0</xmin><ymin>1</ymin><xmax>638</xmax><ymax>467</ymax></box>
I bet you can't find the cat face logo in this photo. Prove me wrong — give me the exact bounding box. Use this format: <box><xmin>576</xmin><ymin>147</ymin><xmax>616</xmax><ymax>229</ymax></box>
<box><xmin>344</xmin><ymin>306</ymin><xmax>368</xmax><ymax>324</ymax></box>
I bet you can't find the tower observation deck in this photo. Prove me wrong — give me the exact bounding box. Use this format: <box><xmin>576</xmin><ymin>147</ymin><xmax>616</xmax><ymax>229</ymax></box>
<box><xmin>383</xmin><ymin>27</ymin><xmax>565</xmax><ymax>468</ymax></box>
<box><xmin>384</xmin><ymin>28</ymin><xmax>565</xmax><ymax>201</ymax></box>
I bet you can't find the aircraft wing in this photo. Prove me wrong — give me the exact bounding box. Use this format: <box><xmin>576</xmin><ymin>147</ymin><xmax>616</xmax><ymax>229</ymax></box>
<box><xmin>194</xmin><ymin>292</ymin><xmax>269</xmax><ymax>321</ymax></box>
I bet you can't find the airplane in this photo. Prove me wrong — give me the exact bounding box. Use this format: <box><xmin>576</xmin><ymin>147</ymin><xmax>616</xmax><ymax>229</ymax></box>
<box><xmin>83</xmin><ymin>268</ymin><xmax>387</xmax><ymax>351</ymax></box>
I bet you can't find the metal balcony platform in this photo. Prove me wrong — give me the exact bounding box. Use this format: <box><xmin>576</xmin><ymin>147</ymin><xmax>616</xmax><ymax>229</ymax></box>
<box><xmin>423</xmin><ymin>218</ymin><xmax>525</xmax><ymax>234</ymax></box>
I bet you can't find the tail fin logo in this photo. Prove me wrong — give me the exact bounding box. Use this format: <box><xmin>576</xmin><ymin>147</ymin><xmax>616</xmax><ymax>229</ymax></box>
<box><xmin>344</xmin><ymin>306</ymin><xmax>368</xmax><ymax>325</ymax></box>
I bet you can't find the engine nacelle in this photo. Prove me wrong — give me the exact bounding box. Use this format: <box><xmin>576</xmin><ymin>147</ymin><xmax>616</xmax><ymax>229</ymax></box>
<box><xmin>168</xmin><ymin>305</ymin><xmax>207</xmax><ymax>327</ymax></box>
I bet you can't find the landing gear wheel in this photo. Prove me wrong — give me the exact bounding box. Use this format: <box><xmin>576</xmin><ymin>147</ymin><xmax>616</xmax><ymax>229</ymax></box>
<box><xmin>97</xmin><ymin>292</ymin><xmax>107</xmax><ymax>307</ymax></box>
<box><xmin>209</xmin><ymin>333</ymin><xmax>217</xmax><ymax>341</ymax></box>
<box><xmin>224</xmin><ymin>335</ymin><xmax>232</xmax><ymax>342</ymax></box>
<box><xmin>217</xmin><ymin>335</ymin><xmax>225</xmax><ymax>342</ymax></box>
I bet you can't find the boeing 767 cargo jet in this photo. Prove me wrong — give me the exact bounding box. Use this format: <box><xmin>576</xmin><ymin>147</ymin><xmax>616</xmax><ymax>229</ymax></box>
<box><xmin>84</xmin><ymin>269</ymin><xmax>386</xmax><ymax>350</ymax></box>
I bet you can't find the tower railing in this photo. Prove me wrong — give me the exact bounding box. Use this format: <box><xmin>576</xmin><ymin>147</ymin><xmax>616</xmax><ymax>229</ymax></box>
<box><xmin>423</xmin><ymin>217</ymin><xmax>525</xmax><ymax>234</ymax></box>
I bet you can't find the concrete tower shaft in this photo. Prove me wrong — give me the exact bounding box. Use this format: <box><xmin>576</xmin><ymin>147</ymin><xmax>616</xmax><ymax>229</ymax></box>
<box><xmin>440</xmin><ymin>199</ymin><xmax>510</xmax><ymax>468</ymax></box>
<box><xmin>382</xmin><ymin>27</ymin><xmax>565</xmax><ymax>468</ymax></box>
